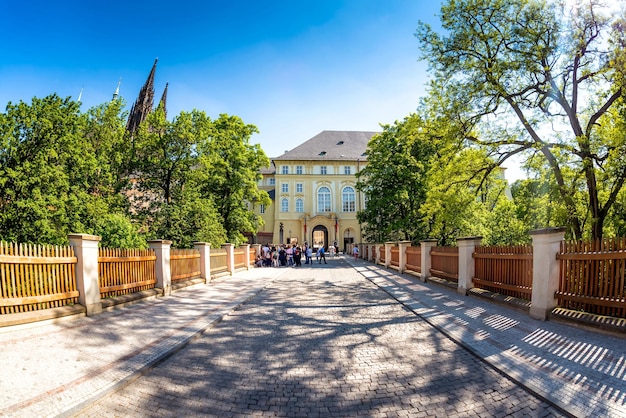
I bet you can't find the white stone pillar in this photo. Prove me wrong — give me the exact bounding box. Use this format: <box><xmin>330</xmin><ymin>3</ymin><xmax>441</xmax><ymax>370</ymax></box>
<box><xmin>148</xmin><ymin>240</ymin><xmax>172</xmax><ymax>296</ymax></box>
<box><xmin>69</xmin><ymin>234</ymin><xmax>102</xmax><ymax>316</ymax></box>
<box><xmin>241</xmin><ymin>244</ymin><xmax>251</xmax><ymax>270</ymax></box>
<box><xmin>398</xmin><ymin>241</ymin><xmax>411</xmax><ymax>273</ymax></box>
<box><xmin>222</xmin><ymin>243</ymin><xmax>235</xmax><ymax>275</ymax></box>
<box><xmin>194</xmin><ymin>242</ymin><xmax>211</xmax><ymax>284</ymax></box>
<box><xmin>384</xmin><ymin>242</ymin><xmax>393</xmax><ymax>268</ymax></box>
<box><xmin>457</xmin><ymin>236</ymin><xmax>482</xmax><ymax>296</ymax></box>
<box><xmin>530</xmin><ymin>228</ymin><xmax>566</xmax><ymax>320</ymax></box>
<box><xmin>420</xmin><ymin>239</ymin><xmax>438</xmax><ymax>282</ymax></box>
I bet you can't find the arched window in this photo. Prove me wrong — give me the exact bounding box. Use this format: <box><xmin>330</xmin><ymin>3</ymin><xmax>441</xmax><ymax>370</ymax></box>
<box><xmin>317</xmin><ymin>186</ymin><xmax>331</xmax><ymax>213</ymax></box>
<box><xmin>295</xmin><ymin>198</ymin><xmax>304</xmax><ymax>213</ymax></box>
<box><xmin>342</xmin><ymin>186</ymin><xmax>356</xmax><ymax>212</ymax></box>
<box><xmin>281</xmin><ymin>198</ymin><xmax>289</xmax><ymax>212</ymax></box>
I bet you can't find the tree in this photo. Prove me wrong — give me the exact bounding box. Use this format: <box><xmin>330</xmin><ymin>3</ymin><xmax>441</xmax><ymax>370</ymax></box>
<box><xmin>0</xmin><ymin>94</ymin><xmax>94</xmax><ymax>243</ymax></box>
<box><xmin>417</xmin><ymin>0</ymin><xmax>626</xmax><ymax>240</ymax></box>
<box><xmin>356</xmin><ymin>114</ymin><xmax>436</xmax><ymax>243</ymax></box>
<box><xmin>195</xmin><ymin>114</ymin><xmax>271</xmax><ymax>245</ymax></box>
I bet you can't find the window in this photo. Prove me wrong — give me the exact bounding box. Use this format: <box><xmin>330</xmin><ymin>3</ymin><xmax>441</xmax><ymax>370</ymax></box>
<box><xmin>282</xmin><ymin>165</ymin><xmax>289</xmax><ymax>174</ymax></box>
<box><xmin>281</xmin><ymin>198</ymin><xmax>289</xmax><ymax>212</ymax></box>
<box><xmin>342</xmin><ymin>186</ymin><xmax>356</xmax><ymax>212</ymax></box>
<box><xmin>344</xmin><ymin>166</ymin><xmax>351</xmax><ymax>175</ymax></box>
<box><xmin>296</xmin><ymin>183</ymin><xmax>303</xmax><ymax>193</ymax></box>
<box><xmin>259</xmin><ymin>204</ymin><xmax>265</xmax><ymax>214</ymax></box>
<box><xmin>317</xmin><ymin>186</ymin><xmax>331</xmax><ymax>213</ymax></box>
<box><xmin>296</xmin><ymin>165</ymin><xmax>303</xmax><ymax>175</ymax></box>
<box><xmin>282</xmin><ymin>183</ymin><xmax>289</xmax><ymax>193</ymax></box>
<box><xmin>296</xmin><ymin>198</ymin><xmax>304</xmax><ymax>213</ymax></box>
<box><xmin>269</xmin><ymin>178</ymin><xmax>275</xmax><ymax>186</ymax></box>
<box><xmin>320</xmin><ymin>166</ymin><xmax>327</xmax><ymax>175</ymax></box>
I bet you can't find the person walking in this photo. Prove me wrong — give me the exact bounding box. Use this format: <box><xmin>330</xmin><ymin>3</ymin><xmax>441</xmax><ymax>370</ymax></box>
<box><xmin>317</xmin><ymin>246</ymin><xmax>327</xmax><ymax>264</ymax></box>
<box><xmin>352</xmin><ymin>244</ymin><xmax>359</xmax><ymax>261</ymax></box>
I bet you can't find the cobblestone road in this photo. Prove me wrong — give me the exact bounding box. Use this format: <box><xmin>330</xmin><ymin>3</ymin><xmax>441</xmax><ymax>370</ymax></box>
<box><xmin>79</xmin><ymin>261</ymin><xmax>565</xmax><ymax>417</ymax></box>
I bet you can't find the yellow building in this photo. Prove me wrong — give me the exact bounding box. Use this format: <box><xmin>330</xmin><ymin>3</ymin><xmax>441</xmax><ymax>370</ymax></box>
<box><xmin>254</xmin><ymin>130</ymin><xmax>377</xmax><ymax>253</ymax></box>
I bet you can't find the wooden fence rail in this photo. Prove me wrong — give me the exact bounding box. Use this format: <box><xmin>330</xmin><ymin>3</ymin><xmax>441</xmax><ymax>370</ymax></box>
<box><xmin>473</xmin><ymin>245</ymin><xmax>533</xmax><ymax>300</ymax></box>
<box><xmin>390</xmin><ymin>247</ymin><xmax>400</xmax><ymax>268</ymax></box>
<box><xmin>234</xmin><ymin>248</ymin><xmax>247</xmax><ymax>269</ymax></box>
<box><xmin>98</xmin><ymin>248</ymin><xmax>157</xmax><ymax>298</ymax></box>
<box><xmin>0</xmin><ymin>242</ymin><xmax>78</xmax><ymax>314</ymax></box>
<box><xmin>557</xmin><ymin>238</ymin><xmax>626</xmax><ymax>318</ymax></box>
<box><xmin>170</xmin><ymin>249</ymin><xmax>201</xmax><ymax>282</ymax></box>
<box><xmin>378</xmin><ymin>245</ymin><xmax>386</xmax><ymax>264</ymax></box>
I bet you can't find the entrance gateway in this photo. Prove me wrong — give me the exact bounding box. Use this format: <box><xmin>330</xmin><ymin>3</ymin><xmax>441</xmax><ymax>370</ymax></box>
<box><xmin>311</xmin><ymin>225</ymin><xmax>328</xmax><ymax>250</ymax></box>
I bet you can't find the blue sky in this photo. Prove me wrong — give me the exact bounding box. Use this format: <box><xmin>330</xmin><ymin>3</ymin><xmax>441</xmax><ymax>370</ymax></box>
<box><xmin>0</xmin><ymin>1</ymin><xmax>523</xmax><ymax>180</ymax></box>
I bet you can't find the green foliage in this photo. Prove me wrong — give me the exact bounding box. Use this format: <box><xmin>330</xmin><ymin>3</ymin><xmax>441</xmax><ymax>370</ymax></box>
<box><xmin>417</xmin><ymin>0</ymin><xmax>626</xmax><ymax>240</ymax></box>
<box><xmin>356</xmin><ymin>114</ymin><xmax>435</xmax><ymax>243</ymax></box>
<box><xmin>95</xmin><ymin>213</ymin><xmax>147</xmax><ymax>249</ymax></box>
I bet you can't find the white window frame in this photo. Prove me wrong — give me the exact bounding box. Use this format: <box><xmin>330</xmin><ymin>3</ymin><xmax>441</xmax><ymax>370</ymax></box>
<box><xmin>281</xmin><ymin>198</ymin><xmax>289</xmax><ymax>212</ymax></box>
<box><xmin>342</xmin><ymin>186</ymin><xmax>356</xmax><ymax>212</ymax></box>
<box><xmin>317</xmin><ymin>186</ymin><xmax>331</xmax><ymax>213</ymax></box>
<box><xmin>295</xmin><ymin>198</ymin><xmax>304</xmax><ymax>213</ymax></box>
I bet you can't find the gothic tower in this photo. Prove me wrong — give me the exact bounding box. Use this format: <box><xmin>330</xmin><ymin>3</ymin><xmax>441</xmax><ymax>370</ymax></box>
<box><xmin>126</xmin><ymin>58</ymin><xmax>158</xmax><ymax>134</ymax></box>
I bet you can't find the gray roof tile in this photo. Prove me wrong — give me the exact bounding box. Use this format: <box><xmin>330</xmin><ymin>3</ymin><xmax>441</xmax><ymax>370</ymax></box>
<box><xmin>273</xmin><ymin>130</ymin><xmax>377</xmax><ymax>161</ymax></box>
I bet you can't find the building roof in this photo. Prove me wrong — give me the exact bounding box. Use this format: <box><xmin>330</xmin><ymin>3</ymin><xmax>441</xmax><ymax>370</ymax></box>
<box><xmin>273</xmin><ymin>130</ymin><xmax>377</xmax><ymax>161</ymax></box>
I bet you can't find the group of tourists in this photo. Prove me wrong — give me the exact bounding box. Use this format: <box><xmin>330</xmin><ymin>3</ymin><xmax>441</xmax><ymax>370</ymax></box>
<box><xmin>255</xmin><ymin>242</ymin><xmax>337</xmax><ymax>267</ymax></box>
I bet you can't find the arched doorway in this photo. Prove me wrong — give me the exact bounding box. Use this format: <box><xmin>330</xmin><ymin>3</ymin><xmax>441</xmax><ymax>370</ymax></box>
<box><xmin>343</xmin><ymin>228</ymin><xmax>354</xmax><ymax>254</ymax></box>
<box><xmin>312</xmin><ymin>225</ymin><xmax>328</xmax><ymax>250</ymax></box>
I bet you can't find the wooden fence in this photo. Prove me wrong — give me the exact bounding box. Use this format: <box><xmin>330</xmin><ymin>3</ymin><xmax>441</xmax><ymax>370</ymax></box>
<box><xmin>210</xmin><ymin>249</ymin><xmax>228</xmax><ymax>275</ymax></box>
<box><xmin>473</xmin><ymin>245</ymin><xmax>533</xmax><ymax>300</ymax></box>
<box><xmin>390</xmin><ymin>247</ymin><xmax>400</xmax><ymax>268</ymax></box>
<box><xmin>406</xmin><ymin>246</ymin><xmax>421</xmax><ymax>274</ymax></box>
<box><xmin>98</xmin><ymin>248</ymin><xmax>156</xmax><ymax>298</ymax></box>
<box><xmin>234</xmin><ymin>248</ymin><xmax>247</xmax><ymax>270</ymax></box>
<box><xmin>557</xmin><ymin>238</ymin><xmax>626</xmax><ymax>318</ymax></box>
<box><xmin>378</xmin><ymin>245</ymin><xmax>385</xmax><ymax>264</ymax></box>
<box><xmin>170</xmin><ymin>248</ymin><xmax>201</xmax><ymax>283</ymax></box>
<box><xmin>0</xmin><ymin>242</ymin><xmax>78</xmax><ymax>314</ymax></box>
<box><xmin>430</xmin><ymin>246</ymin><xmax>459</xmax><ymax>282</ymax></box>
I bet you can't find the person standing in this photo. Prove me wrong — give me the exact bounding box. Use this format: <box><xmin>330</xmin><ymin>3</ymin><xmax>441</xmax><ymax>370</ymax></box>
<box><xmin>352</xmin><ymin>244</ymin><xmax>359</xmax><ymax>261</ymax></box>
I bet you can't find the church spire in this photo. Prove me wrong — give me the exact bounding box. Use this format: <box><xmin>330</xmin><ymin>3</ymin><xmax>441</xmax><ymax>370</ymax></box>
<box><xmin>112</xmin><ymin>78</ymin><xmax>122</xmax><ymax>101</ymax></box>
<box><xmin>126</xmin><ymin>58</ymin><xmax>158</xmax><ymax>134</ymax></box>
<box><xmin>159</xmin><ymin>82</ymin><xmax>168</xmax><ymax>119</ymax></box>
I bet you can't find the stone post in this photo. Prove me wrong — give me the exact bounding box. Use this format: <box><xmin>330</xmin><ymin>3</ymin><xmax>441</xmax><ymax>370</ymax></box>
<box><xmin>529</xmin><ymin>228</ymin><xmax>566</xmax><ymax>320</ymax></box>
<box><xmin>194</xmin><ymin>242</ymin><xmax>211</xmax><ymax>284</ymax></box>
<box><xmin>251</xmin><ymin>244</ymin><xmax>262</xmax><ymax>260</ymax></box>
<box><xmin>222</xmin><ymin>243</ymin><xmax>235</xmax><ymax>275</ymax></box>
<box><xmin>148</xmin><ymin>240</ymin><xmax>172</xmax><ymax>296</ymax></box>
<box><xmin>384</xmin><ymin>242</ymin><xmax>394</xmax><ymax>268</ymax></box>
<box><xmin>420</xmin><ymin>239</ymin><xmax>438</xmax><ymax>282</ymax></box>
<box><xmin>398</xmin><ymin>241</ymin><xmax>411</xmax><ymax>273</ymax></box>
<box><xmin>457</xmin><ymin>236</ymin><xmax>482</xmax><ymax>296</ymax></box>
<box><xmin>68</xmin><ymin>234</ymin><xmax>102</xmax><ymax>316</ymax></box>
<box><xmin>241</xmin><ymin>244</ymin><xmax>251</xmax><ymax>270</ymax></box>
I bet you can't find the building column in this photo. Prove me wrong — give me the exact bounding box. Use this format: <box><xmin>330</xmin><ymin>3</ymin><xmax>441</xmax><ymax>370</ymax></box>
<box><xmin>420</xmin><ymin>239</ymin><xmax>438</xmax><ymax>282</ymax></box>
<box><xmin>398</xmin><ymin>241</ymin><xmax>411</xmax><ymax>273</ymax></box>
<box><xmin>68</xmin><ymin>234</ymin><xmax>102</xmax><ymax>316</ymax></box>
<box><xmin>149</xmin><ymin>240</ymin><xmax>172</xmax><ymax>296</ymax></box>
<box><xmin>222</xmin><ymin>243</ymin><xmax>235</xmax><ymax>275</ymax></box>
<box><xmin>530</xmin><ymin>228</ymin><xmax>566</xmax><ymax>320</ymax></box>
<box><xmin>194</xmin><ymin>242</ymin><xmax>211</xmax><ymax>284</ymax></box>
<box><xmin>457</xmin><ymin>236</ymin><xmax>482</xmax><ymax>296</ymax></box>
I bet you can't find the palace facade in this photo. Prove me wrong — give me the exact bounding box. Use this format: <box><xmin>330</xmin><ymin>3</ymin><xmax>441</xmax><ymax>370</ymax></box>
<box><xmin>252</xmin><ymin>130</ymin><xmax>377</xmax><ymax>253</ymax></box>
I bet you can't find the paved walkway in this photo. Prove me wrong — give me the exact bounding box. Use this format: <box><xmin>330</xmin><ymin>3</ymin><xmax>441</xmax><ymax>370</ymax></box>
<box><xmin>0</xmin><ymin>256</ymin><xmax>624</xmax><ymax>417</ymax></box>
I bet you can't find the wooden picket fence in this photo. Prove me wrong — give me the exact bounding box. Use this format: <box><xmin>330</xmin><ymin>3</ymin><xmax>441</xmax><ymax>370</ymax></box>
<box><xmin>0</xmin><ymin>242</ymin><xmax>78</xmax><ymax>314</ymax></box>
<box><xmin>378</xmin><ymin>245</ymin><xmax>386</xmax><ymax>264</ymax></box>
<box><xmin>430</xmin><ymin>246</ymin><xmax>459</xmax><ymax>282</ymax></box>
<box><xmin>210</xmin><ymin>249</ymin><xmax>228</xmax><ymax>275</ymax></box>
<box><xmin>406</xmin><ymin>246</ymin><xmax>421</xmax><ymax>274</ymax></box>
<box><xmin>557</xmin><ymin>238</ymin><xmax>626</xmax><ymax>318</ymax></box>
<box><xmin>170</xmin><ymin>248</ymin><xmax>201</xmax><ymax>283</ymax></box>
<box><xmin>234</xmin><ymin>248</ymin><xmax>247</xmax><ymax>270</ymax></box>
<box><xmin>98</xmin><ymin>248</ymin><xmax>156</xmax><ymax>298</ymax></box>
<box><xmin>473</xmin><ymin>245</ymin><xmax>533</xmax><ymax>300</ymax></box>
<box><xmin>390</xmin><ymin>247</ymin><xmax>400</xmax><ymax>268</ymax></box>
